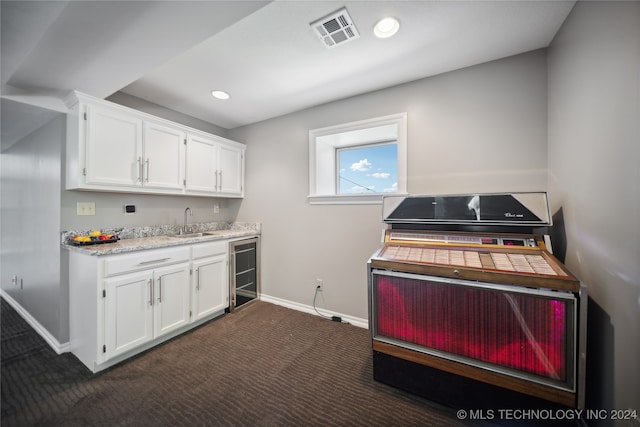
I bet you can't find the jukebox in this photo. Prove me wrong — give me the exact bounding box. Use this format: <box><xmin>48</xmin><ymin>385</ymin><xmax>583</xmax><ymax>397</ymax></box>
<box><xmin>367</xmin><ymin>192</ymin><xmax>586</xmax><ymax>410</ymax></box>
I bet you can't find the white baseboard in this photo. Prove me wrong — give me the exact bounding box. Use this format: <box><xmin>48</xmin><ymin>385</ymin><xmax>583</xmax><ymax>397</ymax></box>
<box><xmin>259</xmin><ymin>294</ymin><xmax>369</xmax><ymax>329</ymax></box>
<box><xmin>0</xmin><ymin>289</ymin><xmax>70</xmax><ymax>354</ymax></box>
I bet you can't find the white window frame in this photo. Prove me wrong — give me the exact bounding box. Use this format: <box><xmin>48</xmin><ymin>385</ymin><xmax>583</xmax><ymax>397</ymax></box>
<box><xmin>308</xmin><ymin>113</ymin><xmax>407</xmax><ymax>205</ymax></box>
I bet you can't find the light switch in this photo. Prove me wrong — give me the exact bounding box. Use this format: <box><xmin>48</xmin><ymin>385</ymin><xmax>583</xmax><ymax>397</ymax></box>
<box><xmin>77</xmin><ymin>202</ymin><xmax>96</xmax><ymax>216</ymax></box>
<box><xmin>214</xmin><ymin>203</ymin><xmax>220</xmax><ymax>214</ymax></box>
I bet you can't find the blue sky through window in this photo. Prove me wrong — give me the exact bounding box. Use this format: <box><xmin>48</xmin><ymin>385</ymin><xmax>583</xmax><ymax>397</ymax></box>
<box><xmin>338</xmin><ymin>143</ymin><xmax>398</xmax><ymax>194</ymax></box>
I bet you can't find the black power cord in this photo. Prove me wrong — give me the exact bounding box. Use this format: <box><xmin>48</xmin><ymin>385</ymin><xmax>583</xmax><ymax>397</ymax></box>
<box><xmin>312</xmin><ymin>285</ymin><xmax>343</xmax><ymax>323</ymax></box>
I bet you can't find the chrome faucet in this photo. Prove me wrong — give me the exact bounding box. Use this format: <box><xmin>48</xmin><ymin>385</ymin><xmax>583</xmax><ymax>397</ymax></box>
<box><xmin>183</xmin><ymin>207</ymin><xmax>193</xmax><ymax>234</ymax></box>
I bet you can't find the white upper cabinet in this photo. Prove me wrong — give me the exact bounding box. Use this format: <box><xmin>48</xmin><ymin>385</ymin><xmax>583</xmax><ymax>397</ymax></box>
<box><xmin>65</xmin><ymin>91</ymin><xmax>244</xmax><ymax>197</ymax></box>
<box><xmin>84</xmin><ymin>103</ymin><xmax>143</xmax><ymax>187</ymax></box>
<box><xmin>185</xmin><ymin>132</ymin><xmax>244</xmax><ymax>197</ymax></box>
<box><xmin>144</xmin><ymin>121</ymin><xmax>186</xmax><ymax>191</ymax></box>
<box><xmin>218</xmin><ymin>143</ymin><xmax>243</xmax><ymax>195</ymax></box>
<box><xmin>185</xmin><ymin>133</ymin><xmax>218</xmax><ymax>193</ymax></box>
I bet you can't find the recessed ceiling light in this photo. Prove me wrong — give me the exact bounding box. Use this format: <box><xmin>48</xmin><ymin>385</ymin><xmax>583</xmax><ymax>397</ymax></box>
<box><xmin>374</xmin><ymin>17</ymin><xmax>400</xmax><ymax>39</ymax></box>
<box><xmin>211</xmin><ymin>90</ymin><xmax>230</xmax><ymax>100</ymax></box>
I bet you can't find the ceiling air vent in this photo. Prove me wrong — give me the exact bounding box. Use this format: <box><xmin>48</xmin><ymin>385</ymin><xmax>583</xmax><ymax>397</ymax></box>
<box><xmin>310</xmin><ymin>7</ymin><xmax>360</xmax><ymax>49</ymax></box>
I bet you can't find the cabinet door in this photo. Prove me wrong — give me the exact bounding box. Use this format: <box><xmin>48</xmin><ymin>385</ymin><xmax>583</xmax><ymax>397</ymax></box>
<box><xmin>85</xmin><ymin>104</ymin><xmax>143</xmax><ymax>186</ymax></box>
<box><xmin>192</xmin><ymin>255</ymin><xmax>228</xmax><ymax>321</ymax></box>
<box><xmin>153</xmin><ymin>263</ymin><xmax>191</xmax><ymax>338</ymax></box>
<box><xmin>104</xmin><ymin>271</ymin><xmax>154</xmax><ymax>360</ymax></box>
<box><xmin>218</xmin><ymin>143</ymin><xmax>244</xmax><ymax>195</ymax></box>
<box><xmin>185</xmin><ymin>134</ymin><xmax>218</xmax><ymax>193</ymax></box>
<box><xmin>144</xmin><ymin>121</ymin><xmax>186</xmax><ymax>191</ymax></box>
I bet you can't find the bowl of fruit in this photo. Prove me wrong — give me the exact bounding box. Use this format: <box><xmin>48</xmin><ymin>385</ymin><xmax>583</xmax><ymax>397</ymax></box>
<box><xmin>69</xmin><ymin>230</ymin><xmax>119</xmax><ymax>246</ymax></box>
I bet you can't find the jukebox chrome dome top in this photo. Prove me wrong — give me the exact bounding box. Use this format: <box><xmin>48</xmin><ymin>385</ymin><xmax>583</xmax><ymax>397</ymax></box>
<box><xmin>382</xmin><ymin>192</ymin><xmax>551</xmax><ymax>226</ymax></box>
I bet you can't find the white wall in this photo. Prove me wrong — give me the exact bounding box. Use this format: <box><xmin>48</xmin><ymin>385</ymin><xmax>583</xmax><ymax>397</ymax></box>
<box><xmin>228</xmin><ymin>50</ymin><xmax>548</xmax><ymax>321</ymax></box>
<box><xmin>547</xmin><ymin>1</ymin><xmax>640</xmax><ymax>415</ymax></box>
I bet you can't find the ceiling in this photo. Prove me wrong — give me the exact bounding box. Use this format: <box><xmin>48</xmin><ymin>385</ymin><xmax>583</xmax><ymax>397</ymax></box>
<box><xmin>2</xmin><ymin>0</ymin><xmax>575</xmax><ymax>137</ymax></box>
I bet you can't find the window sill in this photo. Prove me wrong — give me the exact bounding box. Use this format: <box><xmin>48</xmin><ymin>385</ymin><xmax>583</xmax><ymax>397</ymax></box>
<box><xmin>307</xmin><ymin>193</ymin><xmax>407</xmax><ymax>205</ymax></box>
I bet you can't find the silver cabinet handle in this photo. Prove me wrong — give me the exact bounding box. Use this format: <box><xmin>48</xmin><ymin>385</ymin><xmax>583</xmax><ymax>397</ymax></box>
<box><xmin>148</xmin><ymin>279</ymin><xmax>153</xmax><ymax>306</ymax></box>
<box><xmin>145</xmin><ymin>158</ymin><xmax>150</xmax><ymax>183</ymax></box>
<box><xmin>138</xmin><ymin>258</ymin><xmax>170</xmax><ymax>266</ymax></box>
<box><xmin>157</xmin><ymin>277</ymin><xmax>162</xmax><ymax>303</ymax></box>
<box><xmin>214</xmin><ymin>170</ymin><xmax>218</xmax><ymax>190</ymax></box>
<box><xmin>195</xmin><ymin>267</ymin><xmax>200</xmax><ymax>291</ymax></box>
<box><xmin>137</xmin><ymin>157</ymin><xmax>142</xmax><ymax>182</ymax></box>
<box><xmin>218</xmin><ymin>170</ymin><xmax>222</xmax><ymax>191</ymax></box>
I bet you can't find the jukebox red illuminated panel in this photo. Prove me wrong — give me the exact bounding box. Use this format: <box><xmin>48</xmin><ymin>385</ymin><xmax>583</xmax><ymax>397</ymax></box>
<box><xmin>372</xmin><ymin>270</ymin><xmax>576</xmax><ymax>390</ymax></box>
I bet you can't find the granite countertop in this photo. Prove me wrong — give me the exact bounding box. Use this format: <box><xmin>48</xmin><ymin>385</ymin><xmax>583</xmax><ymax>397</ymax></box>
<box><xmin>62</xmin><ymin>222</ymin><xmax>260</xmax><ymax>256</ymax></box>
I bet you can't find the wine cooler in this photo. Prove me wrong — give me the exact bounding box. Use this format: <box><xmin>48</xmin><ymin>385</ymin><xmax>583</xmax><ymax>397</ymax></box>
<box><xmin>229</xmin><ymin>237</ymin><xmax>260</xmax><ymax>311</ymax></box>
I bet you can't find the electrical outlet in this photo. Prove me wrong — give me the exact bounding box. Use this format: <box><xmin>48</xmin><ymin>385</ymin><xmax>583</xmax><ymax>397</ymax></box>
<box><xmin>213</xmin><ymin>203</ymin><xmax>220</xmax><ymax>214</ymax></box>
<box><xmin>316</xmin><ymin>278</ymin><xmax>323</xmax><ymax>291</ymax></box>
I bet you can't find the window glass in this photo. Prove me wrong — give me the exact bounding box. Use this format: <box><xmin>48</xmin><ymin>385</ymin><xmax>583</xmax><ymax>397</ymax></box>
<box><xmin>337</xmin><ymin>143</ymin><xmax>398</xmax><ymax>194</ymax></box>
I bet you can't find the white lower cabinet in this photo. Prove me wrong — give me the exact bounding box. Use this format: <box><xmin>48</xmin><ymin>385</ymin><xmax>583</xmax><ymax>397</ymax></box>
<box><xmin>153</xmin><ymin>263</ymin><xmax>191</xmax><ymax>336</ymax></box>
<box><xmin>104</xmin><ymin>270</ymin><xmax>154</xmax><ymax>359</ymax></box>
<box><xmin>103</xmin><ymin>262</ymin><xmax>190</xmax><ymax>361</ymax></box>
<box><xmin>69</xmin><ymin>242</ymin><xmax>228</xmax><ymax>373</ymax></box>
<box><xmin>192</xmin><ymin>241</ymin><xmax>229</xmax><ymax>321</ymax></box>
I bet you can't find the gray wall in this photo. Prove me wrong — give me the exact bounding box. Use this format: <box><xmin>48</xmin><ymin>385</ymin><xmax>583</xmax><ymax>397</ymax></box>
<box><xmin>60</xmin><ymin>192</ymin><xmax>235</xmax><ymax>232</ymax></box>
<box><xmin>1</xmin><ymin>112</ymin><xmax>68</xmax><ymax>342</ymax></box>
<box><xmin>547</xmin><ymin>1</ymin><xmax>640</xmax><ymax>415</ymax></box>
<box><xmin>228</xmin><ymin>49</ymin><xmax>548</xmax><ymax>321</ymax></box>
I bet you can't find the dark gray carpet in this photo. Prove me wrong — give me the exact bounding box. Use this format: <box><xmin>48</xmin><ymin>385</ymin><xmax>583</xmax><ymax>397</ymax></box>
<box><xmin>2</xmin><ymin>298</ymin><xmax>470</xmax><ymax>426</ymax></box>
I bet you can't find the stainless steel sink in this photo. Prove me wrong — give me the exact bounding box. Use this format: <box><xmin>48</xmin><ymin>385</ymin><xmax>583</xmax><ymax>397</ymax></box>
<box><xmin>169</xmin><ymin>232</ymin><xmax>204</xmax><ymax>238</ymax></box>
